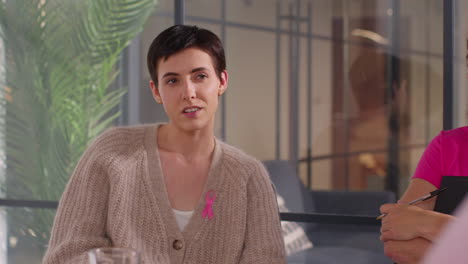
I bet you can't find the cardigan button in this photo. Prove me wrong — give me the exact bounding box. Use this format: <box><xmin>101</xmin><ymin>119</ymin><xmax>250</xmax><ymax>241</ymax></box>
<box><xmin>173</xmin><ymin>239</ymin><xmax>184</xmax><ymax>250</ymax></box>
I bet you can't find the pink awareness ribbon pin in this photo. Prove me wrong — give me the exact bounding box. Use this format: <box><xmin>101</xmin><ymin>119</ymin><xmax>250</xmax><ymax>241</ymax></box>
<box><xmin>202</xmin><ymin>190</ymin><xmax>216</xmax><ymax>220</ymax></box>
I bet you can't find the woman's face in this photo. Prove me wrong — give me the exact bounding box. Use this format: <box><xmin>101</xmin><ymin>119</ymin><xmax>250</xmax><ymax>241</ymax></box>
<box><xmin>150</xmin><ymin>47</ymin><xmax>228</xmax><ymax>132</ymax></box>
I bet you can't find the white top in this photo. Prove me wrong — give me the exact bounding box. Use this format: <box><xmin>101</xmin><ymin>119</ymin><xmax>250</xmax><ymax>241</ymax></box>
<box><xmin>173</xmin><ymin>208</ymin><xmax>194</xmax><ymax>231</ymax></box>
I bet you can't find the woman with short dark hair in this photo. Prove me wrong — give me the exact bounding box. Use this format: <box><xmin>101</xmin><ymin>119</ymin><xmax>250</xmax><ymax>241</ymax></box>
<box><xmin>43</xmin><ymin>25</ymin><xmax>286</xmax><ymax>264</ymax></box>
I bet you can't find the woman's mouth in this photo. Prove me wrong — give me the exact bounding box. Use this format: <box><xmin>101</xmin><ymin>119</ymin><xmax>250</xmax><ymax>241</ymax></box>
<box><xmin>182</xmin><ymin>106</ymin><xmax>201</xmax><ymax>117</ymax></box>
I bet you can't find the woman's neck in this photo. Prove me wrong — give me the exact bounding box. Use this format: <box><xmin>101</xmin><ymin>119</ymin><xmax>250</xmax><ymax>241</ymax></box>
<box><xmin>157</xmin><ymin>123</ymin><xmax>215</xmax><ymax>161</ymax></box>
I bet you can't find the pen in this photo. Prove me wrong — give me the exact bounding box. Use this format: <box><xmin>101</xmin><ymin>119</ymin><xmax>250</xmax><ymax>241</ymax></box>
<box><xmin>376</xmin><ymin>187</ymin><xmax>447</xmax><ymax>220</ymax></box>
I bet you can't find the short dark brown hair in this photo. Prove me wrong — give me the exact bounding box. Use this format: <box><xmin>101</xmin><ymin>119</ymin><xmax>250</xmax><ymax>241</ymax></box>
<box><xmin>147</xmin><ymin>25</ymin><xmax>226</xmax><ymax>85</ymax></box>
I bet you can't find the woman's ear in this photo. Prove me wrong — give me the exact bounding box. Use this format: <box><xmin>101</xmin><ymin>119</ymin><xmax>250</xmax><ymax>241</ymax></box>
<box><xmin>218</xmin><ymin>70</ymin><xmax>228</xmax><ymax>96</ymax></box>
<box><xmin>150</xmin><ymin>80</ymin><xmax>163</xmax><ymax>104</ymax></box>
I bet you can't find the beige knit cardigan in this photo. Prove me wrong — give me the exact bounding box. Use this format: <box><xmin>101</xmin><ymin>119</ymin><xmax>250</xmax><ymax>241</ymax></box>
<box><xmin>42</xmin><ymin>124</ymin><xmax>286</xmax><ymax>264</ymax></box>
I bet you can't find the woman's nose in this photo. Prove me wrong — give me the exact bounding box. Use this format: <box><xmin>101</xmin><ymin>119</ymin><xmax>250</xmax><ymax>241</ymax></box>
<box><xmin>182</xmin><ymin>81</ymin><xmax>196</xmax><ymax>100</ymax></box>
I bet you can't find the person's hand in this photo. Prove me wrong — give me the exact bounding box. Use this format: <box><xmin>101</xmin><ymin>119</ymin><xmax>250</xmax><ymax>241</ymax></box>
<box><xmin>383</xmin><ymin>238</ymin><xmax>431</xmax><ymax>264</ymax></box>
<box><xmin>379</xmin><ymin>203</ymin><xmax>428</xmax><ymax>241</ymax></box>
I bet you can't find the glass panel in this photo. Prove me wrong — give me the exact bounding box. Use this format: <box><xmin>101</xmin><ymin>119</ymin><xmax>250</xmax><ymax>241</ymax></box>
<box><xmin>224</xmin><ymin>27</ymin><xmax>277</xmax><ymax>160</ymax></box>
<box><xmin>180</xmin><ymin>0</ymin><xmax>445</xmax><ymax>200</ymax></box>
<box><xmin>203</xmin><ymin>0</ymin><xmax>444</xmax><ymax>202</ymax></box>
<box><xmin>428</xmin><ymin>56</ymin><xmax>444</xmax><ymax>136</ymax></box>
<box><xmin>153</xmin><ymin>0</ymin><xmax>174</xmax><ymax>15</ymax></box>
<box><xmin>279</xmin><ymin>34</ymin><xmax>290</xmax><ymax>161</ymax></box>
<box><xmin>1</xmin><ymin>207</ymin><xmax>56</xmax><ymax>264</ymax></box>
<box><xmin>299</xmin><ymin>0</ymin><xmax>443</xmax><ymax>196</ymax></box>
<box><xmin>0</xmin><ymin>1</ymin><xmax>159</xmax><ymax>201</ymax></box>
<box><xmin>226</xmin><ymin>0</ymin><xmax>277</xmax><ymax>28</ymax></box>
<box><xmin>186</xmin><ymin>0</ymin><xmax>221</xmax><ymax>20</ymax></box>
<box><xmin>0</xmin><ymin>0</ymin><xmax>454</xmax><ymax>262</ymax></box>
<box><xmin>140</xmin><ymin>10</ymin><xmax>175</xmax><ymax>125</ymax></box>
<box><xmin>454</xmin><ymin>0</ymin><xmax>468</xmax><ymax>126</ymax></box>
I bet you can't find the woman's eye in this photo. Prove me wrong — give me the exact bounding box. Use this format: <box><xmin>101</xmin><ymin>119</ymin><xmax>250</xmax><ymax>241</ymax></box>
<box><xmin>166</xmin><ymin>78</ymin><xmax>178</xmax><ymax>84</ymax></box>
<box><xmin>196</xmin><ymin>73</ymin><xmax>208</xmax><ymax>79</ymax></box>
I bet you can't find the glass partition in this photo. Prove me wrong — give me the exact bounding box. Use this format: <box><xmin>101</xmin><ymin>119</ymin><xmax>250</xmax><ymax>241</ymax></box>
<box><xmin>0</xmin><ymin>0</ymin><xmax>161</xmax><ymax>262</ymax></box>
<box><xmin>175</xmin><ymin>0</ymin><xmax>444</xmax><ymax>196</ymax></box>
<box><xmin>0</xmin><ymin>0</ymin><xmax>462</xmax><ymax>263</ymax></box>
<box><xmin>454</xmin><ymin>0</ymin><xmax>468</xmax><ymax>127</ymax></box>
<box><xmin>2</xmin><ymin>207</ymin><xmax>55</xmax><ymax>264</ymax></box>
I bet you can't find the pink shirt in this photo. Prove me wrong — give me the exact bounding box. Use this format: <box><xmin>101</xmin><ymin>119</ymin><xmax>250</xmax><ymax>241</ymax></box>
<box><xmin>412</xmin><ymin>126</ymin><xmax>468</xmax><ymax>188</ymax></box>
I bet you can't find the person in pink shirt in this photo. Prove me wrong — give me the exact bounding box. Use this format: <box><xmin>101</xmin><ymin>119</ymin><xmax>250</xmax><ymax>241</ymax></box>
<box><xmin>379</xmin><ymin>126</ymin><xmax>468</xmax><ymax>263</ymax></box>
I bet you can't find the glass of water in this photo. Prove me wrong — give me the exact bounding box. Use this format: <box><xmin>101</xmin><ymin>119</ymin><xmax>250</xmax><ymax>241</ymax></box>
<box><xmin>88</xmin><ymin>247</ymin><xmax>140</xmax><ymax>264</ymax></box>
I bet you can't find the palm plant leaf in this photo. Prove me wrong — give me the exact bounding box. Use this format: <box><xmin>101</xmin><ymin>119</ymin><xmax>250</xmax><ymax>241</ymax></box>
<box><xmin>0</xmin><ymin>0</ymin><xmax>157</xmax><ymax>249</ymax></box>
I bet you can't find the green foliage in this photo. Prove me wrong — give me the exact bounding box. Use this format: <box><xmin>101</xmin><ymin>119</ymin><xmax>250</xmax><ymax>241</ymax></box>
<box><xmin>0</xmin><ymin>0</ymin><xmax>156</xmax><ymax>250</ymax></box>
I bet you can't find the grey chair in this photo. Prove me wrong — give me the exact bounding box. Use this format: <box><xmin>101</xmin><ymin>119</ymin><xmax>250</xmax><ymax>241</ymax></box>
<box><xmin>264</xmin><ymin>160</ymin><xmax>395</xmax><ymax>264</ymax></box>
